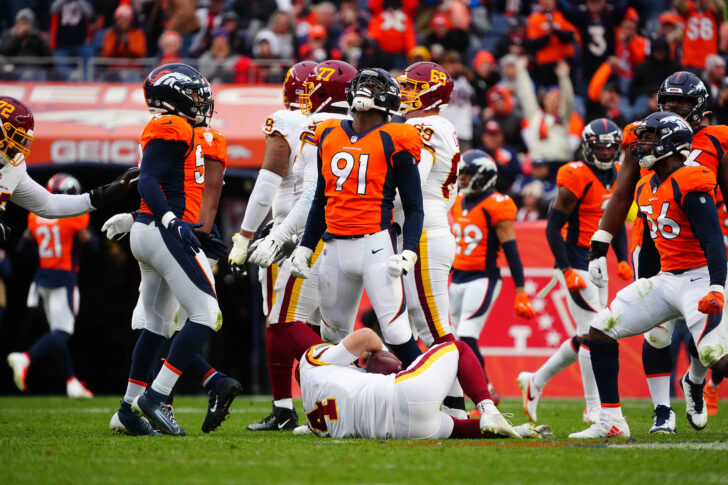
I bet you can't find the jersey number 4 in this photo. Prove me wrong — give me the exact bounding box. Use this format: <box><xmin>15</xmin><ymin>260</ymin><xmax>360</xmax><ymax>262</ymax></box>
<box><xmin>639</xmin><ymin>201</ymin><xmax>681</xmax><ymax>239</ymax></box>
<box><xmin>306</xmin><ymin>398</ymin><xmax>338</xmax><ymax>433</ymax></box>
<box><xmin>331</xmin><ymin>152</ymin><xmax>368</xmax><ymax>194</ymax></box>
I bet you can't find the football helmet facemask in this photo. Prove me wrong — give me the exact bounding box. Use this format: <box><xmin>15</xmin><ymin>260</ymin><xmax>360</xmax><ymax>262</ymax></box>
<box><xmin>0</xmin><ymin>96</ymin><xmax>34</xmax><ymax>167</ymax></box>
<box><xmin>657</xmin><ymin>71</ymin><xmax>709</xmax><ymax>126</ymax></box>
<box><xmin>581</xmin><ymin>118</ymin><xmax>622</xmax><ymax>170</ymax></box>
<box><xmin>144</xmin><ymin>63</ymin><xmax>213</xmax><ymax>126</ymax></box>
<box><xmin>347</xmin><ymin>68</ymin><xmax>401</xmax><ymax>116</ymax></box>
<box><xmin>398</xmin><ymin>61</ymin><xmax>453</xmax><ymax>113</ymax></box>
<box><xmin>459</xmin><ymin>149</ymin><xmax>498</xmax><ymax>196</ymax></box>
<box><xmin>46</xmin><ymin>173</ymin><xmax>82</xmax><ymax>195</ymax></box>
<box><xmin>630</xmin><ymin>111</ymin><xmax>693</xmax><ymax>169</ymax></box>
<box><xmin>299</xmin><ymin>60</ymin><xmax>357</xmax><ymax>114</ymax></box>
<box><xmin>283</xmin><ymin>61</ymin><xmax>317</xmax><ymax>110</ymax></box>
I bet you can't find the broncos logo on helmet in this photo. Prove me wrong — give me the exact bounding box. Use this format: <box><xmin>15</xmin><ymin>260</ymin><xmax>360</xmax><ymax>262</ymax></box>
<box><xmin>458</xmin><ymin>149</ymin><xmax>498</xmax><ymax>196</ymax></box>
<box><xmin>581</xmin><ymin>118</ymin><xmax>622</xmax><ymax>170</ymax></box>
<box><xmin>630</xmin><ymin>111</ymin><xmax>693</xmax><ymax>169</ymax></box>
<box><xmin>657</xmin><ymin>71</ymin><xmax>709</xmax><ymax>126</ymax></box>
<box><xmin>144</xmin><ymin>63</ymin><xmax>213</xmax><ymax>127</ymax></box>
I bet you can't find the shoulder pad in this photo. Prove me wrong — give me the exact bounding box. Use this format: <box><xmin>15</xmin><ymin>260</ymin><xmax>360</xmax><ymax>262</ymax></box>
<box><xmin>142</xmin><ymin>115</ymin><xmax>193</xmax><ymax>145</ymax></box>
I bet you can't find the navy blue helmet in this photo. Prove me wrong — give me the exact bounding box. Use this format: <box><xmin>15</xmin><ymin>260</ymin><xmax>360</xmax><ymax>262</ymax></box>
<box><xmin>657</xmin><ymin>71</ymin><xmax>709</xmax><ymax>126</ymax></box>
<box><xmin>144</xmin><ymin>63</ymin><xmax>213</xmax><ymax>127</ymax></box>
<box><xmin>347</xmin><ymin>68</ymin><xmax>401</xmax><ymax>116</ymax></box>
<box><xmin>581</xmin><ymin>118</ymin><xmax>622</xmax><ymax>170</ymax></box>
<box><xmin>458</xmin><ymin>149</ymin><xmax>498</xmax><ymax>196</ymax></box>
<box><xmin>630</xmin><ymin>111</ymin><xmax>693</xmax><ymax>169</ymax></box>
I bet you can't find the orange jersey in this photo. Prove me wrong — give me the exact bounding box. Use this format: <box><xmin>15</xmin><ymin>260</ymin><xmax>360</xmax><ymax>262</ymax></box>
<box><xmin>635</xmin><ymin>165</ymin><xmax>716</xmax><ymax>272</ymax></box>
<box><xmin>527</xmin><ymin>11</ymin><xmax>577</xmax><ymax>65</ymax></box>
<box><xmin>681</xmin><ymin>2</ymin><xmax>720</xmax><ymax>69</ymax></box>
<box><xmin>557</xmin><ymin>161</ymin><xmax>619</xmax><ymax>248</ymax></box>
<box><xmin>314</xmin><ymin>119</ymin><xmax>421</xmax><ymax>236</ymax></box>
<box><xmin>451</xmin><ymin>191</ymin><xmax>517</xmax><ymax>273</ymax></box>
<box><xmin>27</xmin><ymin>212</ymin><xmax>89</xmax><ymax>272</ymax></box>
<box><xmin>195</xmin><ymin>126</ymin><xmax>228</xmax><ymax>168</ymax></box>
<box><xmin>139</xmin><ymin>115</ymin><xmax>203</xmax><ymax>223</ymax></box>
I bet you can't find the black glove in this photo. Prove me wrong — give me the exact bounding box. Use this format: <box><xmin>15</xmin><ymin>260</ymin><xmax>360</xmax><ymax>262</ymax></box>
<box><xmin>167</xmin><ymin>218</ymin><xmax>203</xmax><ymax>255</ymax></box>
<box><xmin>88</xmin><ymin>167</ymin><xmax>140</xmax><ymax>209</ymax></box>
<box><xmin>587</xmin><ymin>240</ymin><xmax>610</xmax><ymax>261</ymax></box>
<box><xmin>195</xmin><ymin>230</ymin><xmax>228</xmax><ymax>261</ymax></box>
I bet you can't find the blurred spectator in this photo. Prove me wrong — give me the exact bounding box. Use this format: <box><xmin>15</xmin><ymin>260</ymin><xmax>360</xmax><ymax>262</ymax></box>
<box><xmin>0</xmin><ymin>9</ymin><xmax>51</xmax><ymax>58</ymax></box>
<box><xmin>219</xmin><ymin>11</ymin><xmax>246</xmax><ymax>55</ymax></box>
<box><xmin>658</xmin><ymin>12</ymin><xmax>683</xmax><ymax>59</ymax></box>
<box><xmin>440</xmin><ymin>51</ymin><xmax>475</xmax><ymax>150</ymax></box>
<box><xmin>512</xmin><ymin>157</ymin><xmax>559</xmax><ymax>202</ymax></box>
<box><xmin>253</xmin><ymin>29</ymin><xmax>287</xmax><ymax>82</ymax></box>
<box><xmin>234</xmin><ymin>55</ymin><xmax>263</xmax><ymax>83</ymax></box>
<box><xmin>471</xmin><ymin>50</ymin><xmax>501</xmax><ymax>110</ymax></box>
<box><xmin>516</xmin><ymin>59</ymin><xmax>578</xmax><ymax>163</ymax></box>
<box><xmin>629</xmin><ymin>37</ymin><xmax>681</xmax><ymax>103</ymax></box>
<box><xmin>100</xmin><ymin>5</ymin><xmax>146</xmax><ymax>59</ymax></box>
<box><xmin>368</xmin><ymin>0</ymin><xmax>418</xmax><ymax>17</ymax></box>
<box><xmin>367</xmin><ymin>0</ymin><xmax>416</xmax><ymax>69</ymax></box>
<box><xmin>266</xmin><ymin>11</ymin><xmax>296</xmax><ymax>59</ymax></box>
<box><xmin>164</xmin><ymin>0</ymin><xmax>201</xmax><ymax>57</ymax></box>
<box><xmin>676</xmin><ymin>0</ymin><xmax>723</xmax><ymax>73</ymax></box>
<box><xmin>406</xmin><ymin>45</ymin><xmax>431</xmax><ymax>64</ymax></box>
<box><xmin>476</xmin><ymin>120</ymin><xmax>522</xmax><ymax>193</ymax></box>
<box><xmin>49</xmin><ymin>0</ymin><xmax>93</xmax><ymax>59</ymax></box>
<box><xmin>526</xmin><ymin>0</ymin><xmax>577</xmax><ymax>86</ymax></box>
<box><xmin>587</xmin><ymin>59</ymin><xmax>628</xmax><ymax>127</ymax></box>
<box><xmin>484</xmin><ymin>86</ymin><xmax>526</xmax><ymax>153</ymax></box>
<box><xmin>558</xmin><ymin>0</ymin><xmax>626</xmax><ymax>84</ymax></box>
<box><xmin>339</xmin><ymin>31</ymin><xmax>364</xmax><ymax>67</ymax></box>
<box><xmin>191</xmin><ymin>0</ymin><xmax>229</xmax><ymax>57</ymax></box>
<box><xmin>313</xmin><ymin>2</ymin><xmax>341</xmax><ymax>41</ymax></box>
<box><xmin>516</xmin><ymin>180</ymin><xmax>545</xmax><ymax>221</ymax></box>
<box><xmin>157</xmin><ymin>30</ymin><xmax>182</xmax><ymax>65</ymax></box>
<box><xmin>494</xmin><ymin>16</ymin><xmax>528</xmax><ymax>59</ymax></box>
<box><xmin>199</xmin><ymin>28</ymin><xmax>240</xmax><ymax>83</ymax></box>
<box><xmin>705</xmin><ymin>54</ymin><xmax>727</xmax><ymax>116</ymax></box>
<box><xmin>423</xmin><ymin>13</ymin><xmax>469</xmax><ymax>55</ymax></box>
<box><xmin>634</xmin><ymin>90</ymin><xmax>660</xmax><ymax>120</ymax></box>
<box><xmin>236</xmin><ymin>0</ymin><xmax>278</xmax><ymax>41</ymax></box>
<box><xmin>613</xmin><ymin>8</ymin><xmax>648</xmax><ymax>89</ymax></box>
<box><xmin>298</xmin><ymin>24</ymin><xmax>341</xmax><ymax>62</ymax></box>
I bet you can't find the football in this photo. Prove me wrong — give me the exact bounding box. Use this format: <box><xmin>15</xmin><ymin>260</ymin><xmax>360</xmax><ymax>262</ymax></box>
<box><xmin>366</xmin><ymin>350</ymin><xmax>403</xmax><ymax>375</ymax></box>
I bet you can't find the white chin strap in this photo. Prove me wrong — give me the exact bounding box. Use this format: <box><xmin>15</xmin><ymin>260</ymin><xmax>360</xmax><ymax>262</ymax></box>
<box><xmin>593</xmin><ymin>158</ymin><xmax>613</xmax><ymax>170</ymax></box>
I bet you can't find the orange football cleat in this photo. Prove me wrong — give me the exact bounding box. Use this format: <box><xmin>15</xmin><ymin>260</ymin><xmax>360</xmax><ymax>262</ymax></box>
<box><xmin>704</xmin><ymin>383</ymin><xmax>719</xmax><ymax>416</ymax></box>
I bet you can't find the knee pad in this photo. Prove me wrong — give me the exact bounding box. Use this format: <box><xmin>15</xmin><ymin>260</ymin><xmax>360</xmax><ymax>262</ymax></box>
<box><xmin>644</xmin><ymin>326</ymin><xmax>672</xmax><ymax>349</ymax></box>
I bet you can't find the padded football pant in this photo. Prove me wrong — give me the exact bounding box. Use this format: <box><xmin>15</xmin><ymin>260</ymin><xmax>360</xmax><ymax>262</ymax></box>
<box><xmin>556</xmin><ymin>267</ymin><xmax>606</xmax><ymax>335</ymax></box>
<box><xmin>268</xmin><ymin>241</ymin><xmax>323</xmax><ymax>326</ymax></box>
<box><xmin>318</xmin><ymin>230</ymin><xmax>413</xmax><ymax>345</ymax></box>
<box><xmin>449</xmin><ymin>276</ymin><xmax>502</xmax><ymax>340</ymax></box>
<box><xmin>259</xmin><ymin>263</ymin><xmax>279</xmax><ymax>317</ymax></box>
<box><xmin>31</xmin><ymin>284</ymin><xmax>79</xmax><ymax>335</ymax></box>
<box><xmin>403</xmin><ymin>229</ymin><xmax>455</xmax><ymax>346</ymax></box>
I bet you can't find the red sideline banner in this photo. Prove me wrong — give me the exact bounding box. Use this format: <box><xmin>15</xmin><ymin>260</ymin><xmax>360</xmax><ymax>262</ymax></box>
<box><xmin>0</xmin><ymin>82</ymin><xmax>282</xmax><ymax>168</ymax></box>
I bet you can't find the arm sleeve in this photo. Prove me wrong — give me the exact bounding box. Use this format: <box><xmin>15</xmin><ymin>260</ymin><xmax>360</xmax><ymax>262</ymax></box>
<box><xmin>11</xmin><ymin>173</ymin><xmax>94</xmax><ymax>218</ymax></box>
<box><xmin>682</xmin><ymin>191</ymin><xmax>727</xmax><ymax>286</ymax></box>
<box><xmin>318</xmin><ymin>342</ymin><xmax>360</xmax><ymax>365</ymax></box>
<box><xmin>611</xmin><ymin>224</ymin><xmax>629</xmax><ymax>262</ymax></box>
<box><xmin>137</xmin><ymin>139</ymin><xmax>188</xmax><ymax>221</ymax></box>
<box><xmin>502</xmin><ymin>239</ymin><xmax>526</xmax><ymax>287</ymax></box>
<box><xmin>299</xmin><ymin>149</ymin><xmax>329</xmax><ymax>250</ymax></box>
<box><xmin>546</xmin><ymin>208</ymin><xmax>570</xmax><ymax>269</ymax></box>
<box><xmin>637</xmin><ymin>214</ymin><xmax>662</xmax><ymax>278</ymax></box>
<box><xmin>240</xmin><ymin>168</ymin><xmax>283</xmax><ymax>233</ymax></box>
<box><xmin>393</xmin><ymin>150</ymin><xmax>424</xmax><ymax>252</ymax></box>
<box><xmin>270</xmin><ymin>143</ymin><xmax>318</xmax><ymax>242</ymax></box>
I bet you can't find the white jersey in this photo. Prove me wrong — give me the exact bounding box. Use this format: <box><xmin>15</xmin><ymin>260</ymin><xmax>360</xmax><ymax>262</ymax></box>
<box><xmin>394</xmin><ymin>115</ymin><xmax>460</xmax><ymax>233</ymax></box>
<box><xmin>300</xmin><ymin>343</ymin><xmax>395</xmax><ymax>439</ymax></box>
<box><xmin>261</xmin><ymin>109</ymin><xmax>307</xmax><ymax>224</ymax></box>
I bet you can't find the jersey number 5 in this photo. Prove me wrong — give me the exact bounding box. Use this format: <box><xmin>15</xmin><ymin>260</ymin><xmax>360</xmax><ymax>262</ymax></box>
<box><xmin>639</xmin><ymin>202</ymin><xmax>681</xmax><ymax>239</ymax></box>
<box><xmin>306</xmin><ymin>398</ymin><xmax>338</xmax><ymax>433</ymax></box>
<box><xmin>331</xmin><ymin>152</ymin><xmax>368</xmax><ymax>195</ymax></box>
<box><xmin>194</xmin><ymin>144</ymin><xmax>205</xmax><ymax>185</ymax></box>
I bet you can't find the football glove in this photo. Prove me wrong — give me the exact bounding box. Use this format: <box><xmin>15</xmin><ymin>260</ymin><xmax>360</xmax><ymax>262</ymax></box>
<box><xmin>587</xmin><ymin>235</ymin><xmax>610</xmax><ymax>288</ymax></box>
<box><xmin>166</xmin><ymin>217</ymin><xmax>202</xmax><ymax>256</ymax></box>
<box><xmin>386</xmin><ymin>250</ymin><xmax>417</xmax><ymax>278</ymax></box>
<box><xmin>698</xmin><ymin>286</ymin><xmax>725</xmax><ymax>315</ymax></box>
<box><xmin>228</xmin><ymin>232</ymin><xmax>252</xmax><ymax>278</ymax></box>
<box><xmin>248</xmin><ymin>233</ymin><xmax>283</xmax><ymax>268</ymax></box>
<box><xmin>195</xmin><ymin>230</ymin><xmax>228</xmax><ymax>262</ymax></box>
<box><xmin>290</xmin><ymin>246</ymin><xmax>314</xmax><ymax>279</ymax></box>
<box><xmin>616</xmin><ymin>261</ymin><xmax>633</xmax><ymax>281</ymax></box>
<box><xmin>514</xmin><ymin>292</ymin><xmax>534</xmax><ymax>319</ymax></box>
<box><xmin>563</xmin><ymin>268</ymin><xmax>587</xmax><ymax>292</ymax></box>
<box><xmin>101</xmin><ymin>212</ymin><xmax>134</xmax><ymax>240</ymax></box>
<box><xmin>88</xmin><ymin>167</ymin><xmax>140</xmax><ymax>209</ymax></box>
<box><xmin>588</xmin><ymin>257</ymin><xmax>608</xmax><ymax>288</ymax></box>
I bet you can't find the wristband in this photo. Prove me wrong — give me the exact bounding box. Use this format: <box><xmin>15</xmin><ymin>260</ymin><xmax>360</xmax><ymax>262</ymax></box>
<box><xmin>161</xmin><ymin>211</ymin><xmax>176</xmax><ymax>229</ymax></box>
<box><xmin>591</xmin><ymin>229</ymin><xmax>613</xmax><ymax>244</ymax></box>
<box><xmin>709</xmin><ymin>285</ymin><xmax>725</xmax><ymax>294</ymax></box>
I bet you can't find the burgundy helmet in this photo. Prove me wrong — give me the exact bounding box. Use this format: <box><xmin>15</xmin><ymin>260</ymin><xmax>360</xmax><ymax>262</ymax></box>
<box><xmin>0</xmin><ymin>96</ymin><xmax>34</xmax><ymax>166</ymax></box>
<box><xmin>397</xmin><ymin>61</ymin><xmax>454</xmax><ymax>113</ymax></box>
<box><xmin>299</xmin><ymin>60</ymin><xmax>357</xmax><ymax>114</ymax></box>
<box><xmin>283</xmin><ymin>61</ymin><xmax>317</xmax><ymax>110</ymax></box>
<box><xmin>47</xmin><ymin>173</ymin><xmax>82</xmax><ymax>195</ymax></box>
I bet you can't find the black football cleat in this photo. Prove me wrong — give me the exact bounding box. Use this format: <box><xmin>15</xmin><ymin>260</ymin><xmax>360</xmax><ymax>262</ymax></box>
<box><xmin>110</xmin><ymin>400</ymin><xmax>162</xmax><ymax>436</ymax></box>
<box><xmin>247</xmin><ymin>405</ymin><xmax>298</xmax><ymax>431</ymax></box>
<box><xmin>202</xmin><ymin>376</ymin><xmax>242</xmax><ymax>433</ymax></box>
<box><xmin>133</xmin><ymin>392</ymin><xmax>185</xmax><ymax>436</ymax></box>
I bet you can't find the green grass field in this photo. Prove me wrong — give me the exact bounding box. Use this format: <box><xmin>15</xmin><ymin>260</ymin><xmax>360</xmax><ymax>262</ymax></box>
<box><xmin>0</xmin><ymin>396</ymin><xmax>726</xmax><ymax>484</ymax></box>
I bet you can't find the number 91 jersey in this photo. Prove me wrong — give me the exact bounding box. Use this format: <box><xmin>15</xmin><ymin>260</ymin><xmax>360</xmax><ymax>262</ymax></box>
<box><xmin>450</xmin><ymin>191</ymin><xmax>517</xmax><ymax>274</ymax></box>
<box><xmin>635</xmin><ymin>165</ymin><xmax>716</xmax><ymax>272</ymax></box>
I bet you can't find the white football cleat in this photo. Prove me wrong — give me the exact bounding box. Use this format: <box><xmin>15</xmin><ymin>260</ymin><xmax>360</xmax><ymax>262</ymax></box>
<box><xmin>478</xmin><ymin>400</ymin><xmax>521</xmax><ymax>438</ymax></box>
<box><xmin>649</xmin><ymin>405</ymin><xmax>676</xmax><ymax>434</ymax></box>
<box><xmin>583</xmin><ymin>407</ymin><xmax>600</xmax><ymax>424</ymax></box>
<box><xmin>513</xmin><ymin>423</ymin><xmax>554</xmax><ymax>439</ymax></box>
<box><xmin>517</xmin><ymin>371</ymin><xmax>541</xmax><ymax>422</ymax></box>
<box><xmin>680</xmin><ymin>373</ymin><xmax>707</xmax><ymax>430</ymax></box>
<box><xmin>569</xmin><ymin>411</ymin><xmax>630</xmax><ymax>439</ymax></box>
<box><xmin>67</xmin><ymin>378</ymin><xmax>93</xmax><ymax>399</ymax></box>
<box><xmin>7</xmin><ymin>352</ymin><xmax>29</xmax><ymax>391</ymax></box>
<box><xmin>292</xmin><ymin>425</ymin><xmax>313</xmax><ymax>436</ymax></box>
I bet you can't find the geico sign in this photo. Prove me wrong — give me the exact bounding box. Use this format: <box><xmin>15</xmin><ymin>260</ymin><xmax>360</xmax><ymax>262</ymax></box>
<box><xmin>51</xmin><ymin>140</ymin><xmax>138</xmax><ymax>164</ymax></box>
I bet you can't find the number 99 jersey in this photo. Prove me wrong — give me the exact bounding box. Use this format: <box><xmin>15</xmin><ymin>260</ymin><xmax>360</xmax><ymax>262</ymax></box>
<box><xmin>450</xmin><ymin>191</ymin><xmax>517</xmax><ymax>274</ymax></box>
<box><xmin>635</xmin><ymin>165</ymin><xmax>716</xmax><ymax>272</ymax></box>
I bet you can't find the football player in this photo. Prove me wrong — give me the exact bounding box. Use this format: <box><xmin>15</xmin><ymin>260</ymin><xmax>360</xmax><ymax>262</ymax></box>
<box><xmin>8</xmin><ymin>174</ymin><xmax>97</xmax><ymax>398</ymax></box>
<box><xmin>588</xmin><ymin>72</ymin><xmax>726</xmax><ymax>433</ymax></box>
<box><xmin>449</xmin><ymin>150</ymin><xmax>532</xmax><ymax>400</ymax></box>
<box><xmin>246</xmin><ymin>60</ymin><xmax>357</xmax><ymax>432</ymax></box>
<box><xmin>298</xmin><ymin>328</ymin><xmax>552</xmax><ymax>439</ymax></box>
<box><xmin>518</xmin><ymin>119</ymin><xmax>631</xmax><ymax>424</ymax></box>
<box><xmin>571</xmin><ymin>112</ymin><xmax>728</xmax><ymax>439</ymax></box>
<box><xmin>290</xmin><ymin>68</ymin><xmax>424</xmax><ymax>368</ymax></box>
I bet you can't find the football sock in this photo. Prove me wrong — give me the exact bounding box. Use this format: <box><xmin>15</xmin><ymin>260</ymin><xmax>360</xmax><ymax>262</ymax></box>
<box><xmin>460</xmin><ymin>336</ymin><xmax>493</xmax><ymax>382</ymax></box>
<box><xmin>274</xmin><ymin>398</ymin><xmax>293</xmax><ymax>409</ymax></box>
<box><xmin>578</xmin><ymin>340</ymin><xmax>600</xmax><ymax>410</ymax></box>
<box><xmin>151</xmin><ymin>321</ymin><xmax>214</xmax><ymax>396</ymax></box>
<box><xmin>709</xmin><ymin>369</ymin><xmax>724</xmax><ymax>387</ymax></box>
<box><xmin>642</xmin><ymin>339</ymin><xmax>672</xmax><ymax>408</ymax></box>
<box><xmin>453</xmin><ymin>340</ymin><xmax>491</xmax><ymax>404</ymax></box>
<box><xmin>123</xmin><ymin>379</ymin><xmax>147</xmax><ymax>405</ymax></box>
<box><xmin>533</xmin><ymin>336</ymin><xmax>579</xmax><ymax>390</ymax></box>
<box><xmin>27</xmin><ymin>329</ymin><xmax>70</xmax><ymax>363</ymax></box>
<box><xmin>388</xmin><ymin>336</ymin><xmax>422</xmax><ymax>368</ymax></box>
<box><xmin>129</xmin><ymin>330</ymin><xmax>165</xmax><ymax>384</ymax></box>
<box><xmin>449</xmin><ymin>417</ymin><xmax>483</xmax><ymax>439</ymax></box>
<box><xmin>444</xmin><ymin>378</ymin><xmax>466</xmax><ymax>412</ymax></box>
<box><xmin>151</xmin><ymin>361</ymin><xmax>182</xmax><ymax>396</ymax></box>
<box><xmin>187</xmin><ymin>353</ymin><xmax>218</xmax><ymax>388</ymax></box>
<box><xmin>688</xmin><ymin>338</ymin><xmax>709</xmax><ymax>383</ymax></box>
<box><xmin>201</xmin><ymin>368</ymin><xmax>223</xmax><ymax>391</ymax></box>
<box><xmin>267</xmin><ymin>322</ymin><xmax>324</xmax><ymax>400</ymax></box>
<box><xmin>590</xmin><ymin>339</ymin><xmax>622</xmax><ymax>417</ymax></box>
<box><xmin>153</xmin><ymin>337</ymin><xmax>173</xmax><ymax>378</ymax></box>
<box><xmin>307</xmin><ymin>323</ymin><xmax>321</xmax><ymax>336</ymax></box>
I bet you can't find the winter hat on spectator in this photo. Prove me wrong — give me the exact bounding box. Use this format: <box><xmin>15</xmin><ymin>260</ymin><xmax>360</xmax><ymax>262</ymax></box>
<box><xmin>407</xmin><ymin>46</ymin><xmax>431</xmax><ymax>63</ymax></box>
<box><xmin>706</xmin><ymin>54</ymin><xmax>726</xmax><ymax>73</ymax></box>
<box><xmin>659</xmin><ymin>12</ymin><xmax>681</xmax><ymax>26</ymax></box>
<box><xmin>624</xmin><ymin>7</ymin><xmax>639</xmax><ymax>23</ymax></box>
<box><xmin>500</xmin><ymin>54</ymin><xmax>519</xmax><ymax>69</ymax></box>
<box><xmin>430</xmin><ymin>14</ymin><xmax>452</xmax><ymax>30</ymax></box>
<box><xmin>522</xmin><ymin>180</ymin><xmax>544</xmax><ymax>199</ymax></box>
<box><xmin>114</xmin><ymin>4</ymin><xmax>134</xmax><ymax>20</ymax></box>
<box><xmin>308</xmin><ymin>24</ymin><xmax>328</xmax><ymax>41</ymax></box>
<box><xmin>15</xmin><ymin>8</ymin><xmax>35</xmax><ymax>24</ymax></box>
<box><xmin>254</xmin><ymin>30</ymin><xmax>281</xmax><ymax>57</ymax></box>
<box><xmin>484</xmin><ymin>120</ymin><xmax>502</xmax><ymax>134</ymax></box>
<box><xmin>211</xmin><ymin>28</ymin><xmax>228</xmax><ymax>41</ymax></box>
<box><xmin>487</xmin><ymin>86</ymin><xmax>513</xmax><ymax>113</ymax></box>
<box><xmin>472</xmin><ymin>50</ymin><xmax>495</xmax><ymax>71</ymax></box>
